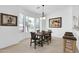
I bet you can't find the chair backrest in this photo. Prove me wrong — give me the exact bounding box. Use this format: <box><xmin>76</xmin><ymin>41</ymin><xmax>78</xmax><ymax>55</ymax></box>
<box><xmin>30</xmin><ymin>32</ymin><xmax>36</xmax><ymax>39</ymax></box>
<box><xmin>48</xmin><ymin>30</ymin><xmax>51</xmax><ymax>33</ymax></box>
<box><xmin>48</xmin><ymin>30</ymin><xmax>52</xmax><ymax>36</ymax></box>
<box><xmin>42</xmin><ymin>30</ymin><xmax>46</xmax><ymax>35</ymax></box>
<box><xmin>37</xmin><ymin>30</ymin><xmax>40</xmax><ymax>33</ymax></box>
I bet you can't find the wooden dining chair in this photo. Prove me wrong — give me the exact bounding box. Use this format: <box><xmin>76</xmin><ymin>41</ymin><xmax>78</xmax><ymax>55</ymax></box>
<box><xmin>41</xmin><ymin>31</ymin><xmax>49</xmax><ymax>45</ymax></box>
<box><xmin>48</xmin><ymin>31</ymin><xmax>52</xmax><ymax>42</ymax></box>
<box><xmin>44</xmin><ymin>31</ymin><xmax>52</xmax><ymax>44</ymax></box>
<box><xmin>37</xmin><ymin>30</ymin><xmax>40</xmax><ymax>33</ymax></box>
<box><xmin>30</xmin><ymin>32</ymin><xmax>40</xmax><ymax>49</ymax></box>
<box><xmin>48</xmin><ymin>30</ymin><xmax>52</xmax><ymax>42</ymax></box>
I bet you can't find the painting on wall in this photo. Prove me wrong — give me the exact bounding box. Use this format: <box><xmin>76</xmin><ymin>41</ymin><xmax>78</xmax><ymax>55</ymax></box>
<box><xmin>73</xmin><ymin>16</ymin><xmax>79</xmax><ymax>30</ymax></box>
<box><xmin>49</xmin><ymin>17</ymin><xmax>62</xmax><ymax>28</ymax></box>
<box><xmin>0</xmin><ymin>13</ymin><xmax>17</xmax><ymax>26</ymax></box>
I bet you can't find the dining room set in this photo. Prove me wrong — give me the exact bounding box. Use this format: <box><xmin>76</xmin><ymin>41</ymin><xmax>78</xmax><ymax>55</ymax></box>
<box><xmin>30</xmin><ymin>30</ymin><xmax>52</xmax><ymax>49</ymax></box>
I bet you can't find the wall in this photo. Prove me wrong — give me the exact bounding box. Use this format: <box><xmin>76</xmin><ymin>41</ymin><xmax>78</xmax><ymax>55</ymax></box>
<box><xmin>72</xmin><ymin>5</ymin><xmax>79</xmax><ymax>50</ymax></box>
<box><xmin>1</xmin><ymin>5</ymin><xmax>79</xmax><ymax>50</ymax></box>
<box><xmin>0</xmin><ymin>5</ymin><xmax>39</xmax><ymax>48</ymax></box>
<box><xmin>46</xmin><ymin>6</ymin><xmax>73</xmax><ymax>38</ymax></box>
<box><xmin>45</xmin><ymin>5</ymin><xmax>79</xmax><ymax>50</ymax></box>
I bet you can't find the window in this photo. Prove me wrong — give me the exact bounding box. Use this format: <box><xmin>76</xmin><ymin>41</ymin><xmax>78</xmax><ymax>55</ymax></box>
<box><xmin>18</xmin><ymin>13</ymin><xmax>24</xmax><ymax>32</ymax></box>
<box><xmin>26</xmin><ymin>17</ymin><xmax>35</xmax><ymax>32</ymax></box>
<box><xmin>35</xmin><ymin>18</ymin><xmax>40</xmax><ymax>30</ymax></box>
<box><xmin>19</xmin><ymin>13</ymin><xmax>40</xmax><ymax>32</ymax></box>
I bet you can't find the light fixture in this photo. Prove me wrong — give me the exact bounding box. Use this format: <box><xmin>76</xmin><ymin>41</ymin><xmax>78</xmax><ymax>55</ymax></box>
<box><xmin>41</xmin><ymin>5</ymin><xmax>46</xmax><ymax>20</ymax></box>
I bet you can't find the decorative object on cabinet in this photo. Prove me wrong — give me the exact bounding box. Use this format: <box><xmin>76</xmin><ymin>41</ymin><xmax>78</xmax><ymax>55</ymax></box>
<box><xmin>0</xmin><ymin>13</ymin><xmax>17</xmax><ymax>26</ymax></box>
<box><xmin>49</xmin><ymin>17</ymin><xmax>62</xmax><ymax>28</ymax></box>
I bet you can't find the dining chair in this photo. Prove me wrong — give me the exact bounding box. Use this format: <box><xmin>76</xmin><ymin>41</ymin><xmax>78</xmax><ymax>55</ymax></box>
<box><xmin>49</xmin><ymin>32</ymin><xmax>51</xmax><ymax>43</ymax></box>
<box><xmin>48</xmin><ymin>30</ymin><xmax>52</xmax><ymax>43</ymax></box>
<box><xmin>42</xmin><ymin>31</ymin><xmax>50</xmax><ymax>45</ymax></box>
<box><xmin>44</xmin><ymin>31</ymin><xmax>52</xmax><ymax>44</ymax></box>
<box><xmin>37</xmin><ymin>30</ymin><xmax>40</xmax><ymax>33</ymax></box>
<box><xmin>30</xmin><ymin>32</ymin><xmax>40</xmax><ymax>49</ymax></box>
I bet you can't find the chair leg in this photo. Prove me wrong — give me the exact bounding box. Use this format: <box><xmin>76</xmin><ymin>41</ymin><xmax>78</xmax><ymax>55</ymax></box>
<box><xmin>30</xmin><ymin>39</ymin><xmax>32</xmax><ymax>46</ymax></box>
<box><xmin>50</xmin><ymin>37</ymin><xmax>51</xmax><ymax>43</ymax></box>
<box><xmin>34</xmin><ymin>40</ymin><xmax>36</xmax><ymax>49</ymax></box>
<box><xmin>47</xmin><ymin>38</ymin><xmax>49</xmax><ymax>45</ymax></box>
<box><xmin>41</xmin><ymin>41</ymin><xmax>43</xmax><ymax>47</ymax></box>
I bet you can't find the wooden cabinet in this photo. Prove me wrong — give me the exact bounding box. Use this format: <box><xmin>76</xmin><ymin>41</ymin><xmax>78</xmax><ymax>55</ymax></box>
<box><xmin>64</xmin><ymin>39</ymin><xmax>76</xmax><ymax>53</ymax></box>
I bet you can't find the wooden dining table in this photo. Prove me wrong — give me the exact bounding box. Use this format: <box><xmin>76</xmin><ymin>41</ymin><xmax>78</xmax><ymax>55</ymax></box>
<box><xmin>35</xmin><ymin>32</ymin><xmax>49</xmax><ymax>47</ymax></box>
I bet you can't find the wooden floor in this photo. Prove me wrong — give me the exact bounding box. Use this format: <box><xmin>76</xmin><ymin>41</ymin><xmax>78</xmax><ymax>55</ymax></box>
<box><xmin>0</xmin><ymin>37</ymin><xmax>78</xmax><ymax>53</ymax></box>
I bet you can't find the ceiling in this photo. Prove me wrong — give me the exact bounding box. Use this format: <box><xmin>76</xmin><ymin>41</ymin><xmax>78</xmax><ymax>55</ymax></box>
<box><xmin>20</xmin><ymin>5</ymin><xmax>72</xmax><ymax>16</ymax></box>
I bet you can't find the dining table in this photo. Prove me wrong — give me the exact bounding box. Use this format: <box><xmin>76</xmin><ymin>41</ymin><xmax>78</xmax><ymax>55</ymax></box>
<box><xmin>35</xmin><ymin>31</ymin><xmax>49</xmax><ymax>47</ymax></box>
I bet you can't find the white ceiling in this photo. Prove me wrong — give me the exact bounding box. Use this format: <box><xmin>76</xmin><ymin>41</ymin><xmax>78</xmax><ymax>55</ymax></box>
<box><xmin>20</xmin><ymin>5</ymin><xmax>72</xmax><ymax>16</ymax></box>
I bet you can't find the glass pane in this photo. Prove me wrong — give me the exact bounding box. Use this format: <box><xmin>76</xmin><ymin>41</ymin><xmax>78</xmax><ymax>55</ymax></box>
<box><xmin>35</xmin><ymin>18</ymin><xmax>40</xmax><ymax>30</ymax></box>
<box><xmin>28</xmin><ymin>17</ymin><xmax>35</xmax><ymax>32</ymax></box>
<box><xmin>18</xmin><ymin>13</ymin><xmax>24</xmax><ymax>31</ymax></box>
<box><xmin>25</xmin><ymin>16</ymin><xmax>29</xmax><ymax>32</ymax></box>
<box><xmin>18</xmin><ymin>14</ymin><xmax>40</xmax><ymax>32</ymax></box>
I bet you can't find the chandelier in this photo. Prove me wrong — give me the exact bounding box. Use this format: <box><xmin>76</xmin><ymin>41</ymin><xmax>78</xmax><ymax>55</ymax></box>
<box><xmin>41</xmin><ymin>5</ymin><xmax>46</xmax><ymax>20</ymax></box>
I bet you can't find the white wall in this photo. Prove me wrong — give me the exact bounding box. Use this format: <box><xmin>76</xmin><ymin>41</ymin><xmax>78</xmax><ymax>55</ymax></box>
<box><xmin>1</xmin><ymin>5</ymin><xmax>79</xmax><ymax>50</ymax></box>
<box><xmin>0</xmin><ymin>5</ymin><xmax>39</xmax><ymax>48</ymax></box>
<box><xmin>45</xmin><ymin>5</ymin><xmax>79</xmax><ymax>50</ymax></box>
<box><xmin>46</xmin><ymin>6</ymin><xmax>73</xmax><ymax>38</ymax></box>
<box><xmin>72</xmin><ymin>5</ymin><xmax>79</xmax><ymax>50</ymax></box>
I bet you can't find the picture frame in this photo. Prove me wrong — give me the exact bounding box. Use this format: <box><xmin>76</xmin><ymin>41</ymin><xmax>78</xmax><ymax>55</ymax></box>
<box><xmin>0</xmin><ymin>13</ymin><xmax>17</xmax><ymax>26</ymax></box>
<box><xmin>73</xmin><ymin>16</ymin><xmax>79</xmax><ymax>30</ymax></box>
<box><xmin>49</xmin><ymin>17</ymin><xmax>62</xmax><ymax>28</ymax></box>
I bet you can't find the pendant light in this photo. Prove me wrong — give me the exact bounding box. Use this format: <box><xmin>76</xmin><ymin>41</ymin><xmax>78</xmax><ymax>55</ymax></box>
<box><xmin>42</xmin><ymin>5</ymin><xmax>46</xmax><ymax>20</ymax></box>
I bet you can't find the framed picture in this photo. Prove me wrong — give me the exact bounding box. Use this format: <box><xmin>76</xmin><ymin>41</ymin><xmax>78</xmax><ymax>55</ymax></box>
<box><xmin>49</xmin><ymin>17</ymin><xmax>62</xmax><ymax>28</ymax></box>
<box><xmin>72</xmin><ymin>16</ymin><xmax>79</xmax><ymax>30</ymax></box>
<box><xmin>0</xmin><ymin>13</ymin><xmax>17</xmax><ymax>26</ymax></box>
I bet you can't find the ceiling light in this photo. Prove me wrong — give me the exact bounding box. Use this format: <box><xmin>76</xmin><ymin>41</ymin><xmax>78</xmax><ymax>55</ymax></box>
<box><xmin>42</xmin><ymin>5</ymin><xmax>46</xmax><ymax>20</ymax></box>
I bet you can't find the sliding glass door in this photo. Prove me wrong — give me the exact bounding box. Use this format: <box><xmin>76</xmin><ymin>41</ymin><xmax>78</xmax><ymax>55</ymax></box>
<box><xmin>18</xmin><ymin>13</ymin><xmax>40</xmax><ymax>32</ymax></box>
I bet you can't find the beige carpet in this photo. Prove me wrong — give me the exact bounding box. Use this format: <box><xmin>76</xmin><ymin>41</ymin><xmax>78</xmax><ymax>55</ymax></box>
<box><xmin>0</xmin><ymin>37</ymin><xmax>78</xmax><ymax>53</ymax></box>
